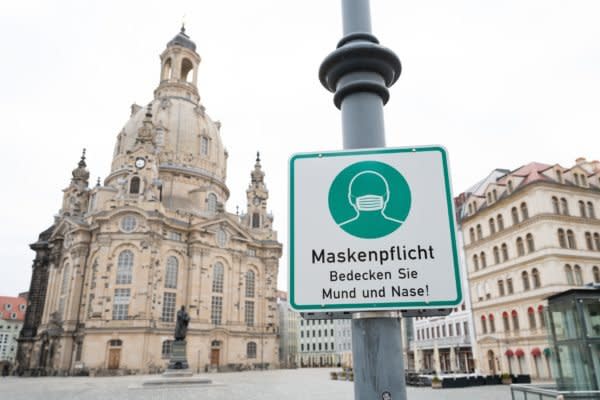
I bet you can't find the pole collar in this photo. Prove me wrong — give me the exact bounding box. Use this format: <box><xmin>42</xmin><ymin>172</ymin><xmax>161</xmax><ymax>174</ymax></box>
<box><xmin>319</xmin><ymin>34</ymin><xmax>401</xmax><ymax>110</ymax></box>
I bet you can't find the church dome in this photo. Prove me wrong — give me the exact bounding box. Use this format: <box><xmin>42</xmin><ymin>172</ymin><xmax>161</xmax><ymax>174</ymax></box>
<box><xmin>108</xmin><ymin>29</ymin><xmax>229</xmax><ymax>211</ymax></box>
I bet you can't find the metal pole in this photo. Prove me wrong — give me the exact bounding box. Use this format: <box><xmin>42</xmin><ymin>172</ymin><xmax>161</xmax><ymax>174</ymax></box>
<box><xmin>319</xmin><ymin>1</ymin><xmax>404</xmax><ymax>399</ymax></box>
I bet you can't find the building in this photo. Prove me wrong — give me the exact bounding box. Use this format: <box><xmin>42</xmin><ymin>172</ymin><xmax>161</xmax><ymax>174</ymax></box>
<box><xmin>405</xmin><ymin>198</ymin><xmax>477</xmax><ymax>375</ymax></box>
<box><xmin>276</xmin><ymin>291</ymin><xmax>299</xmax><ymax>368</ymax></box>
<box><xmin>16</xmin><ymin>27</ymin><xmax>282</xmax><ymax>375</ymax></box>
<box><xmin>298</xmin><ymin>318</ymin><xmax>338</xmax><ymax>367</ymax></box>
<box><xmin>0</xmin><ymin>295</ymin><xmax>27</xmax><ymax>373</ymax></box>
<box><xmin>458</xmin><ymin>158</ymin><xmax>600</xmax><ymax>379</ymax></box>
<box><xmin>333</xmin><ymin>319</ymin><xmax>352</xmax><ymax>367</ymax></box>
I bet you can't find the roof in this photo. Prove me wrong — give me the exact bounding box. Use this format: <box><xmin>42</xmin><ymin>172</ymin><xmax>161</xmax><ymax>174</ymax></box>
<box><xmin>167</xmin><ymin>27</ymin><xmax>196</xmax><ymax>52</ymax></box>
<box><xmin>546</xmin><ymin>285</ymin><xmax>600</xmax><ymax>302</ymax></box>
<box><xmin>0</xmin><ymin>295</ymin><xmax>27</xmax><ymax>321</ymax></box>
<box><xmin>499</xmin><ymin>162</ymin><xmax>553</xmax><ymax>187</ymax></box>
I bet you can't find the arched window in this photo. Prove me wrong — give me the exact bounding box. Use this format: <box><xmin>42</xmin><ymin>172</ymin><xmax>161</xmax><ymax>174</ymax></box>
<box><xmin>511</xmin><ymin>207</ymin><xmax>519</xmax><ymax>225</ymax></box>
<box><xmin>574</xmin><ymin>265</ymin><xmax>583</xmax><ymax>285</ymax></box>
<box><xmin>526</xmin><ymin>233</ymin><xmax>535</xmax><ymax>253</ymax></box>
<box><xmin>511</xmin><ymin>310</ymin><xmax>520</xmax><ymax>331</ymax></box>
<box><xmin>476</xmin><ymin>224</ymin><xmax>483</xmax><ymax>240</ymax></box>
<box><xmin>212</xmin><ymin>262</ymin><xmax>224</xmax><ymax>293</ymax></box>
<box><xmin>575</xmin><ymin>174</ymin><xmax>580</xmax><ymax>186</ymax></box>
<box><xmin>480</xmin><ymin>252</ymin><xmax>487</xmax><ymax>268</ymax></box>
<box><xmin>468</xmin><ymin>203</ymin><xmax>473</xmax><ymax>214</ymax></box>
<box><xmin>595</xmin><ymin>233</ymin><xmax>600</xmax><ymax>251</ymax></box>
<box><xmin>588</xmin><ymin>202</ymin><xmax>595</xmax><ymax>219</ymax></box>
<box><xmin>162</xmin><ymin>58</ymin><xmax>172</xmax><ymax>80</ymax></box>
<box><xmin>567</xmin><ymin>230</ymin><xmax>576</xmax><ymax>249</ymax></box>
<box><xmin>116</xmin><ymin>250</ymin><xmax>133</xmax><ymax>284</ymax></box>
<box><xmin>521</xmin><ymin>202</ymin><xmax>529</xmax><ymax>220</ymax></box>
<box><xmin>207</xmin><ymin>193</ymin><xmax>217</xmax><ymax>213</ymax></box>
<box><xmin>501</xmin><ymin>243</ymin><xmax>509</xmax><ymax>261</ymax></box>
<box><xmin>180</xmin><ymin>58</ymin><xmax>194</xmax><ymax>83</ymax></box>
<box><xmin>579</xmin><ymin>200</ymin><xmax>587</xmax><ymax>218</ymax></box>
<box><xmin>528</xmin><ymin>307</ymin><xmax>536</xmax><ymax>329</ymax></box>
<box><xmin>165</xmin><ymin>256</ymin><xmax>178</xmax><ymax>289</ymax></box>
<box><xmin>247</xmin><ymin>342</ymin><xmax>257</xmax><ymax>358</ymax></box>
<box><xmin>552</xmin><ymin>197</ymin><xmax>560</xmax><ymax>214</ymax></box>
<box><xmin>508</xmin><ymin>181</ymin><xmax>514</xmax><ymax>193</ymax></box>
<box><xmin>516</xmin><ymin>237</ymin><xmax>525</xmax><ymax>256</ymax></box>
<box><xmin>481</xmin><ymin>315</ymin><xmax>488</xmax><ymax>334</ymax></box>
<box><xmin>502</xmin><ymin>311</ymin><xmax>510</xmax><ymax>331</ymax></box>
<box><xmin>565</xmin><ymin>264</ymin><xmax>574</xmax><ymax>285</ymax></box>
<box><xmin>497</xmin><ymin>214</ymin><xmax>504</xmax><ymax>230</ymax></box>
<box><xmin>493</xmin><ymin>189</ymin><xmax>498</xmax><ymax>201</ymax></box>
<box><xmin>162</xmin><ymin>340</ymin><xmax>173</xmax><ymax>359</ymax></box>
<box><xmin>487</xmin><ymin>193</ymin><xmax>492</xmax><ymax>204</ymax></box>
<box><xmin>245</xmin><ymin>270</ymin><xmax>255</xmax><ymax>298</ymax></box>
<box><xmin>469</xmin><ymin>227</ymin><xmax>475</xmax><ymax>243</ymax></box>
<box><xmin>561</xmin><ymin>198</ymin><xmax>569</xmax><ymax>215</ymax></box>
<box><xmin>522</xmin><ymin>271</ymin><xmax>530</xmax><ymax>291</ymax></box>
<box><xmin>130</xmin><ymin>177</ymin><xmax>140</xmax><ymax>194</ymax></box>
<box><xmin>556</xmin><ymin>169</ymin><xmax>563</xmax><ymax>183</ymax></box>
<box><xmin>473</xmin><ymin>254</ymin><xmax>479</xmax><ymax>271</ymax></box>
<box><xmin>493</xmin><ymin>246</ymin><xmax>500</xmax><ymax>264</ymax></box>
<box><xmin>532</xmin><ymin>268</ymin><xmax>541</xmax><ymax>288</ymax></box>
<box><xmin>252</xmin><ymin>213</ymin><xmax>260</xmax><ymax>228</ymax></box>
<box><xmin>489</xmin><ymin>218</ymin><xmax>496</xmax><ymax>234</ymax></box>
<box><xmin>586</xmin><ymin>232</ymin><xmax>594</xmax><ymax>250</ymax></box>
<box><xmin>58</xmin><ymin>263</ymin><xmax>71</xmax><ymax>316</ymax></box>
<box><xmin>489</xmin><ymin>314</ymin><xmax>496</xmax><ymax>333</ymax></box>
<box><xmin>558</xmin><ymin>229</ymin><xmax>567</xmax><ymax>248</ymax></box>
<box><xmin>538</xmin><ymin>305</ymin><xmax>546</xmax><ymax>328</ymax></box>
<box><xmin>594</xmin><ymin>266</ymin><xmax>600</xmax><ymax>284</ymax></box>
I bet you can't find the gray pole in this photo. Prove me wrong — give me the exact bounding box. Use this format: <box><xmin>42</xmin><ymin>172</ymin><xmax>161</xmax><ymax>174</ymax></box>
<box><xmin>319</xmin><ymin>1</ymin><xmax>406</xmax><ymax>399</ymax></box>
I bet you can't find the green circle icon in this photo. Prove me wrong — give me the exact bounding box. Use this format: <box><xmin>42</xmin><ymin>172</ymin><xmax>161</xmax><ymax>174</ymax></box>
<box><xmin>328</xmin><ymin>160</ymin><xmax>411</xmax><ymax>239</ymax></box>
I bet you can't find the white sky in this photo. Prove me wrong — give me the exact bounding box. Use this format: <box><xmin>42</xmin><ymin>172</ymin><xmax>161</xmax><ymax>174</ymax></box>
<box><xmin>1</xmin><ymin>0</ymin><xmax>600</xmax><ymax>297</ymax></box>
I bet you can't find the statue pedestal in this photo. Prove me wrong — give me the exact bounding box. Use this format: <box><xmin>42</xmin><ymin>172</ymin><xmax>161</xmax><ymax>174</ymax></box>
<box><xmin>166</xmin><ymin>340</ymin><xmax>190</xmax><ymax>371</ymax></box>
<box><xmin>142</xmin><ymin>340</ymin><xmax>211</xmax><ymax>386</ymax></box>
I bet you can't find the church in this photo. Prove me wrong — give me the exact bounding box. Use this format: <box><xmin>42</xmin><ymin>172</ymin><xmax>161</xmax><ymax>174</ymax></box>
<box><xmin>16</xmin><ymin>28</ymin><xmax>282</xmax><ymax>375</ymax></box>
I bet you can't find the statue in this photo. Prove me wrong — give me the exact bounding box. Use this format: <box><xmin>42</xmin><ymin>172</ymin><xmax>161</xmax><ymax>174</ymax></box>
<box><xmin>174</xmin><ymin>305</ymin><xmax>190</xmax><ymax>341</ymax></box>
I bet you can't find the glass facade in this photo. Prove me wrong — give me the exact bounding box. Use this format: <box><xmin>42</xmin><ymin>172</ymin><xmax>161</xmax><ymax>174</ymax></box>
<box><xmin>548</xmin><ymin>288</ymin><xmax>600</xmax><ymax>391</ymax></box>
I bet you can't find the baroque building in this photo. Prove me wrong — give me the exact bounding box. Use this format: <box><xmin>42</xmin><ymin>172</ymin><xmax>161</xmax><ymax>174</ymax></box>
<box><xmin>0</xmin><ymin>295</ymin><xmax>27</xmax><ymax>373</ymax></box>
<box><xmin>458</xmin><ymin>158</ymin><xmax>600</xmax><ymax>379</ymax></box>
<box><xmin>17</xmin><ymin>28</ymin><xmax>282</xmax><ymax>375</ymax></box>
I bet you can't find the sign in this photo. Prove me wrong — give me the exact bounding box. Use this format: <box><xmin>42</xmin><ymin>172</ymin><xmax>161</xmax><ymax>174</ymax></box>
<box><xmin>289</xmin><ymin>146</ymin><xmax>462</xmax><ymax>312</ymax></box>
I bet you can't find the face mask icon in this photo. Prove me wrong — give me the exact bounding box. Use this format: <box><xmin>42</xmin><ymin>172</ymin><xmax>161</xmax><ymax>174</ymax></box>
<box><xmin>340</xmin><ymin>170</ymin><xmax>403</xmax><ymax>228</ymax></box>
<box><xmin>328</xmin><ymin>160</ymin><xmax>411</xmax><ymax>239</ymax></box>
<box><xmin>356</xmin><ymin>194</ymin><xmax>385</xmax><ymax>211</ymax></box>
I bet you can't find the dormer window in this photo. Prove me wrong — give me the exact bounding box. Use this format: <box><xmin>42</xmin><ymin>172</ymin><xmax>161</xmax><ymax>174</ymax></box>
<box><xmin>507</xmin><ymin>181</ymin><xmax>513</xmax><ymax>193</ymax></box>
<box><xmin>200</xmin><ymin>136</ymin><xmax>209</xmax><ymax>157</ymax></box>
<box><xmin>556</xmin><ymin>170</ymin><xmax>563</xmax><ymax>183</ymax></box>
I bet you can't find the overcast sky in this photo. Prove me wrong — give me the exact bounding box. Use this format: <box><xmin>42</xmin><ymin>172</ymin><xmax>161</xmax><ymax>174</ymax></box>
<box><xmin>1</xmin><ymin>0</ymin><xmax>600</xmax><ymax>297</ymax></box>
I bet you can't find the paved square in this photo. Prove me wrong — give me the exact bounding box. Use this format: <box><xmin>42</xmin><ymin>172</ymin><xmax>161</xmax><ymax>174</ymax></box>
<box><xmin>0</xmin><ymin>368</ymin><xmax>511</xmax><ymax>400</ymax></box>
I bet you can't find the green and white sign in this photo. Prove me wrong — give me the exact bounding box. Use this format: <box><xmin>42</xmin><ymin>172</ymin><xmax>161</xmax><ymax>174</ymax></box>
<box><xmin>289</xmin><ymin>146</ymin><xmax>462</xmax><ymax>312</ymax></box>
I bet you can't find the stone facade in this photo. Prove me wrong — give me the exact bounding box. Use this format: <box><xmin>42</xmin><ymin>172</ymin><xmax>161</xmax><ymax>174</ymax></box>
<box><xmin>17</xmin><ymin>28</ymin><xmax>282</xmax><ymax>376</ymax></box>
<box><xmin>458</xmin><ymin>158</ymin><xmax>600</xmax><ymax>379</ymax></box>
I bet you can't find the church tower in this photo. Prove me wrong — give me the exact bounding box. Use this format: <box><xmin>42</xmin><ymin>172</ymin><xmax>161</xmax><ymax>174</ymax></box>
<box><xmin>18</xmin><ymin>28</ymin><xmax>282</xmax><ymax>376</ymax></box>
<box><xmin>244</xmin><ymin>152</ymin><xmax>273</xmax><ymax>232</ymax></box>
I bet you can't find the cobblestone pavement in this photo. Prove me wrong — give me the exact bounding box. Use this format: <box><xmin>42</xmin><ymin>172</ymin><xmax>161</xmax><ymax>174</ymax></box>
<box><xmin>0</xmin><ymin>368</ymin><xmax>511</xmax><ymax>400</ymax></box>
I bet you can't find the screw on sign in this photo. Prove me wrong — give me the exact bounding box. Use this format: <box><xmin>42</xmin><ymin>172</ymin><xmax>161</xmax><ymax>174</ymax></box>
<box><xmin>382</xmin><ymin>391</ymin><xmax>392</xmax><ymax>400</ymax></box>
